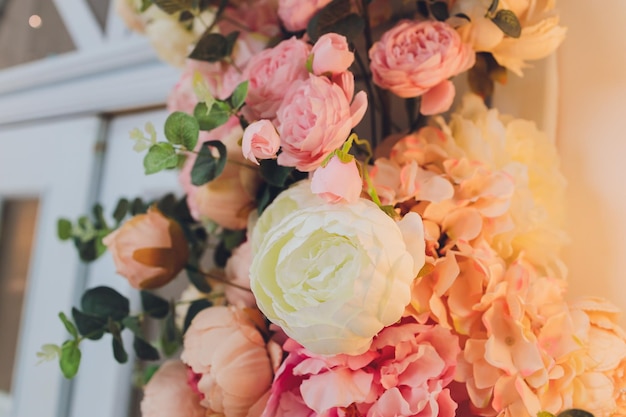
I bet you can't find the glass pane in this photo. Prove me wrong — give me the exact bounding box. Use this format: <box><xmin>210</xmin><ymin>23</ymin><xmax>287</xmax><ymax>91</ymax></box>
<box><xmin>0</xmin><ymin>0</ymin><xmax>75</xmax><ymax>69</ymax></box>
<box><xmin>0</xmin><ymin>199</ymin><xmax>39</xmax><ymax>397</ymax></box>
<box><xmin>86</xmin><ymin>0</ymin><xmax>111</xmax><ymax>32</ymax></box>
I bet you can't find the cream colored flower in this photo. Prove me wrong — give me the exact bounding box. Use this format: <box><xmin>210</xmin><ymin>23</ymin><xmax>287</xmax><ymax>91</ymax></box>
<box><xmin>250</xmin><ymin>181</ymin><xmax>425</xmax><ymax>356</ymax></box>
<box><xmin>450</xmin><ymin>0</ymin><xmax>566</xmax><ymax>75</ymax></box>
<box><xmin>145</xmin><ymin>15</ymin><xmax>196</xmax><ymax>67</ymax></box>
<box><xmin>437</xmin><ymin>93</ymin><xmax>568</xmax><ymax>275</ymax></box>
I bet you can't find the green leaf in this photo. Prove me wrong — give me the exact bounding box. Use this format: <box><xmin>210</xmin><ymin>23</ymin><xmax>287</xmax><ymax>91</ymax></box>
<box><xmin>430</xmin><ymin>2</ymin><xmax>449</xmax><ymax>21</ymax></box>
<box><xmin>81</xmin><ymin>286</ymin><xmax>130</xmax><ymax>321</ymax></box>
<box><xmin>307</xmin><ymin>0</ymin><xmax>364</xmax><ymax>43</ymax></box>
<box><xmin>213</xmin><ymin>240</ymin><xmax>231</xmax><ymax>268</ymax></box>
<box><xmin>183</xmin><ymin>299</ymin><xmax>212</xmax><ymax>333</ymax></box>
<box><xmin>556</xmin><ymin>410</ymin><xmax>594</xmax><ymax>417</ymax></box>
<box><xmin>60</xmin><ymin>340</ymin><xmax>81</xmax><ymax>379</ymax></box>
<box><xmin>140</xmin><ymin>0</ymin><xmax>153</xmax><ymax>12</ymax></box>
<box><xmin>488</xmin><ymin>0</ymin><xmax>499</xmax><ymax>14</ymax></box>
<box><xmin>152</xmin><ymin>0</ymin><xmax>192</xmax><ymax>14</ymax></box>
<box><xmin>492</xmin><ymin>9</ymin><xmax>521</xmax><ymax>38</ymax></box>
<box><xmin>259</xmin><ymin>159</ymin><xmax>293</xmax><ymax>187</ymax></box>
<box><xmin>194</xmin><ymin>101</ymin><xmax>231</xmax><ymax>131</ymax></box>
<box><xmin>222</xmin><ymin>229</ymin><xmax>246</xmax><ymax>251</ymax></box>
<box><xmin>164</xmin><ymin>112</ymin><xmax>200</xmax><ymax>150</ymax></box>
<box><xmin>141</xmin><ymin>291</ymin><xmax>170</xmax><ymax>319</ymax></box>
<box><xmin>113</xmin><ymin>198</ymin><xmax>130</xmax><ymax>223</ymax></box>
<box><xmin>122</xmin><ymin>316</ymin><xmax>142</xmax><ymax>335</ymax></box>
<box><xmin>161</xmin><ymin>307</ymin><xmax>181</xmax><ymax>357</ymax></box>
<box><xmin>189</xmin><ymin>31</ymin><xmax>239</xmax><ymax>63</ymax></box>
<box><xmin>57</xmin><ymin>219</ymin><xmax>72</xmax><ymax>240</ymax></box>
<box><xmin>416</xmin><ymin>0</ymin><xmax>428</xmax><ymax>17</ymax></box>
<box><xmin>92</xmin><ymin>204</ymin><xmax>107</xmax><ymax>229</ymax></box>
<box><xmin>142</xmin><ymin>363</ymin><xmax>160</xmax><ymax>385</ymax></box>
<box><xmin>58</xmin><ymin>312</ymin><xmax>78</xmax><ymax>339</ymax></box>
<box><xmin>71</xmin><ymin>308</ymin><xmax>106</xmax><ymax>340</ymax></box>
<box><xmin>130</xmin><ymin>197</ymin><xmax>146</xmax><ymax>215</ymax></box>
<box><xmin>108</xmin><ymin>318</ymin><xmax>128</xmax><ymax>364</ymax></box>
<box><xmin>538</xmin><ymin>412</ymin><xmax>556</xmax><ymax>417</ymax></box>
<box><xmin>133</xmin><ymin>337</ymin><xmax>160</xmax><ymax>361</ymax></box>
<box><xmin>191</xmin><ymin>140</ymin><xmax>227</xmax><ymax>186</ymax></box>
<box><xmin>144</xmin><ymin>142</ymin><xmax>179</xmax><ymax>175</ymax></box>
<box><xmin>37</xmin><ymin>344</ymin><xmax>62</xmax><ymax>365</ymax></box>
<box><xmin>228</xmin><ymin>81</ymin><xmax>249</xmax><ymax>110</ymax></box>
<box><xmin>185</xmin><ymin>264</ymin><xmax>213</xmax><ymax>293</ymax></box>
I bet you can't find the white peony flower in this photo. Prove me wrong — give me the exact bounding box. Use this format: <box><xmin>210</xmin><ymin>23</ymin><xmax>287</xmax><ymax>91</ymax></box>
<box><xmin>250</xmin><ymin>180</ymin><xmax>425</xmax><ymax>356</ymax></box>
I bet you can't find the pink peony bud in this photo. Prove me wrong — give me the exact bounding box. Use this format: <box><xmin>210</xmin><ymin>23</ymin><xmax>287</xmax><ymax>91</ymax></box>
<box><xmin>242</xmin><ymin>120</ymin><xmax>280</xmax><ymax>165</ymax></box>
<box><xmin>310</xmin><ymin>33</ymin><xmax>354</xmax><ymax>75</ymax></box>
<box><xmin>310</xmin><ymin>156</ymin><xmax>362</xmax><ymax>203</ymax></box>
<box><xmin>103</xmin><ymin>206</ymin><xmax>189</xmax><ymax>289</ymax></box>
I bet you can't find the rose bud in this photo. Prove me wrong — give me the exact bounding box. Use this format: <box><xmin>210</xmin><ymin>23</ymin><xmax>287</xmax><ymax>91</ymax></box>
<box><xmin>103</xmin><ymin>206</ymin><xmax>189</xmax><ymax>289</ymax></box>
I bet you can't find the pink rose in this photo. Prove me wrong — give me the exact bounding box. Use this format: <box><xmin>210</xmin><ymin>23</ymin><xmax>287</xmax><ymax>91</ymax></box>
<box><xmin>179</xmin><ymin>118</ymin><xmax>261</xmax><ymax>230</ymax></box>
<box><xmin>262</xmin><ymin>319</ymin><xmax>459</xmax><ymax>417</ymax></box>
<box><xmin>369</xmin><ymin>20</ymin><xmax>475</xmax><ymax>115</ymax></box>
<box><xmin>277</xmin><ymin>0</ymin><xmax>332</xmax><ymax>32</ymax></box>
<box><xmin>310</xmin><ymin>33</ymin><xmax>354</xmax><ymax>75</ymax></box>
<box><xmin>224</xmin><ymin>240</ymin><xmax>256</xmax><ymax>308</ymax></box>
<box><xmin>140</xmin><ymin>360</ymin><xmax>206</xmax><ymax>417</ymax></box>
<box><xmin>242</xmin><ymin>120</ymin><xmax>280</xmax><ymax>164</ymax></box>
<box><xmin>310</xmin><ymin>156</ymin><xmax>362</xmax><ymax>203</ymax></box>
<box><xmin>244</xmin><ymin>37</ymin><xmax>311</xmax><ymax>121</ymax></box>
<box><xmin>181</xmin><ymin>306</ymin><xmax>282</xmax><ymax>417</ymax></box>
<box><xmin>276</xmin><ymin>74</ymin><xmax>367</xmax><ymax>171</ymax></box>
<box><xmin>103</xmin><ymin>206</ymin><xmax>189</xmax><ymax>289</ymax></box>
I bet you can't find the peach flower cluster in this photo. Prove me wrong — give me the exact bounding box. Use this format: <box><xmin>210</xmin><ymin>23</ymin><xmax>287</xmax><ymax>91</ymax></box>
<box><xmin>262</xmin><ymin>319</ymin><xmax>460</xmax><ymax>417</ymax></box>
<box><xmin>449</xmin><ymin>0</ymin><xmax>567</xmax><ymax>75</ymax></box>
<box><xmin>181</xmin><ymin>306</ymin><xmax>283</xmax><ymax>417</ymax></box>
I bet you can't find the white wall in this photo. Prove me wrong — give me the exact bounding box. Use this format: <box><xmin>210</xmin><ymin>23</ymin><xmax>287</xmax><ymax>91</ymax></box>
<box><xmin>558</xmin><ymin>2</ymin><xmax>626</xmax><ymax>325</ymax></box>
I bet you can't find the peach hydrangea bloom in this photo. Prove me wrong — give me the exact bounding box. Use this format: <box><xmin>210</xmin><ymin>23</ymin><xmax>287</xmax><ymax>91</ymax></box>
<box><xmin>262</xmin><ymin>319</ymin><xmax>460</xmax><ymax>417</ymax></box>
<box><xmin>140</xmin><ymin>360</ymin><xmax>206</xmax><ymax>417</ymax></box>
<box><xmin>181</xmin><ymin>306</ymin><xmax>283</xmax><ymax>417</ymax></box>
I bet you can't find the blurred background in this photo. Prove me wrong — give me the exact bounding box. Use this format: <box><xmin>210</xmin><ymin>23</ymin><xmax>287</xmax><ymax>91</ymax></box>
<box><xmin>0</xmin><ymin>1</ymin><xmax>624</xmax><ymax>417</ymax></box>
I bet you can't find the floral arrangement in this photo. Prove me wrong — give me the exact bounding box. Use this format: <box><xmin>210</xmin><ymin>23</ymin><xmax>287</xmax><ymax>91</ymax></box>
<box><xmin>40</xmin><ymin>0</ymin><xmax>626</xmax><ymax>416</ymax></box>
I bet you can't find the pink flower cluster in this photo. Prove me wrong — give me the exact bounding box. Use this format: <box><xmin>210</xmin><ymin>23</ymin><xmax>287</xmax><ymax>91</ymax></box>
<box><xmin>263</xmin><ymin>319</ymin><xmax>459</xmax><ymax>417</ymax></box>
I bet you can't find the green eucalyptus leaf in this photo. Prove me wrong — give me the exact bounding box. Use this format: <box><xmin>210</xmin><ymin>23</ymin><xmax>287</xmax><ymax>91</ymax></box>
<box><xmin>164</xmin><ymin>112</ymin><xmax>199</xmax><ymax>150</ymax></box>
<box><xmin>71</xmin><ymin>308</ymin><xmax>106</xmax><ymax>340</ymax></box>
<box><xmin>492</xmin><ymin>9</ymin><xmax>521</xmax><ymax>38</ymax></box>
<box><xmin>58</xmin><ymin>312</ymin><xmax>78</xmax><ymax>339</ymax></box>
<box><xmin>191</xmin><ymin>140</ymin><xmax>227</xmax><ymax>186</ymax></box>
<box><xmin>144</xmin><ymin>142</ymin><xmax>179</xmax><ymax>175</ymax></box>
<box><xmin>228</xmin><ymin>81</ymin><xmax>249</xmax><ymax>110</ymax></box>
<box><xmin>183</xmin><ymin>299</ymin><xmax>212</xmax><ymax>333</ymax></box>
<box><xmin>152</xmin><ymin>0</ymin><xmax>192</xmax><ymax>14</ymax></box>
<box><xmin>122</xmin><ymin>316</ymin><xmax>142</xmax><ymax>336</ymax></box>
<box><xmin>59</xmin><ymin>340</ymin><xmax>81</xmax><ymax>379</ymax></box>
<box><xmin>112</xmin><ymin>198</ymin><xmax>129</xmax><ymax>223</ymax></box>
<box><xmin>307</xmin><ymin>0</ymin><xmax>363</xmax><ymax>43</ymax></box>
<box><xmin>141</xmin><ymin>291</ymin><xmax>170</xmax><ymax>319</ymax></box>
<box><xmin>81</xmin><ymin>286</ymin><xmax>130</xmax><ymax>320</ymax></box>
<box><xmin>57</xmin><ymin>219</ymin><xmax>72</xmax><ymax>240</ymax></box>
<box><xmin>112</xmin><ymin>336</ymin><xmax>128</xmax><ymax>364</ymax></box>
<box><xmin>130</xmin><ymin>197</ymin><xmax>146</xmax><ymax>215</ymax></box>
<box><xmin>259</xmin><ymin>159</ymin><xmax>293</xmax><ymax>187</ymax></box>
<box><xmin>140</xmin><ymin>0</ymin><xmax>153</xmax><ymax>12</ymax></box>
<box><xmin>133</xmin><ymin>337</ymin><xmax>160</xmax><ymax>361</ymax></box>
<box><xmin>222</xmin><ymin>229</ymin><xmax>246</xmax><ymax>251</ymax></box>
<box><xmin>185</xmin><ymin>264</ymin><xmax>213</xmax><ymax>293</ymax></box>
<box><xmin>430</xmin><ymin>1</ymin><xmax>449</xmax><ymax>21</ymax></box>
<box><xmin>161</xmin><ymin>307</ymin><xmax>181</xmax><ymax>357</ymax></box>
<box><xmin>189</xmin><ymin>32</ymin><xmax>237</xmax><ymax>62</ymax></box>
<box><xmin>194</xmin><ymin>101</ymin><xmax>231</xmax><ymax>131</ymax></box>
<box><xmin>416</xmin><ymin>0</ymin><xmax>428</xmax><ymax>17</ymax></box>
<box><xmin>142</xmin><ymin>363</ymin><xmax>160</xmax><ymax>385</ymax></box>
<box><xmin>92</xmin><ymin>204</ymin><xmax>107</xmax><ymax>229</ymax></box>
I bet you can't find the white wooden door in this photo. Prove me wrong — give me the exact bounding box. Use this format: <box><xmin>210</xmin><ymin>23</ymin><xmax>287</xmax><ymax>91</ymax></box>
<box><xmin>0</xmin><ymin>117</ymin><xmax>103</xmax><ymax>417</ymax></box>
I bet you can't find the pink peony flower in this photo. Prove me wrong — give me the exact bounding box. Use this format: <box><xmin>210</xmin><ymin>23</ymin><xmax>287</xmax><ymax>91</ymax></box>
<box><xmin>179</xmin><ymin>118</ymin><xmax>261</xmax><ymax>230</ymax></box>
<box><xmin>310</xmin><ymin>156</ymin><xmax>362</xmax><ymax>203</ymax></box>
<box><xmin>276</xmin><ymin>74</ymin><xmax>367</xmax><ymax>171</ymax></box>
<box><xmin>140</xmin><ymin>360</ymin><xmax>206</xmax><ymax>417</ymax></box>
<box><xmin>242</xmin><ymin>120</ymin><xmax>281</xmax><ymax>164</ymax></box>
<box><xmin>262</xmin><ymin>319</ymin><xmax>460</xmax><ymax>417</ymax></box>
<box><xmin>224</xmin><ymin>240</ymin><xmax>256</xmax><ymax>308</ymax></box>
<box><xmin>369</xmin><ymin>20</ymin><xmax>475</xmax><ymax>115</ymax></box>
<box><xmin>277</xmin><ymin>0</ymin><xmax>332</xmax><ymax>32</ymax></box>
<box><xmin>310</xmin><ymin>33</ymin><xmax>354</xmax><ymax>76</ymax></box>
<box><xmin>103</xmin><ymin>206</ymin><xmax>189</xmax><ymax>289</ymax></box>
<box><xmin>181</xmin><ymin>306</ymin><xmax>283</xmax><ymax>417</ymax></box>
<box><xmin>244</xmin><ymin>37</ymin><xmax>312</xmax><ymax>121</ymax></box>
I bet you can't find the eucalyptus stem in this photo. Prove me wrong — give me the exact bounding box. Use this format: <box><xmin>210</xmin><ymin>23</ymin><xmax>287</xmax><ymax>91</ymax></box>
<box><xmin>186</xmin><ymin>264</ymin><xmax>253</xmax><ymax>292</ymax></box>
